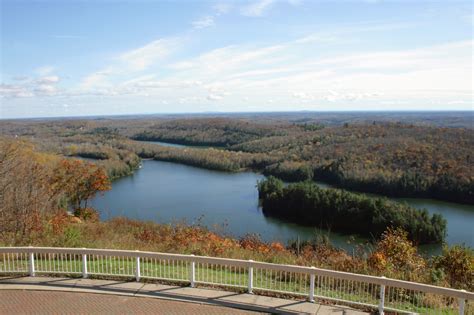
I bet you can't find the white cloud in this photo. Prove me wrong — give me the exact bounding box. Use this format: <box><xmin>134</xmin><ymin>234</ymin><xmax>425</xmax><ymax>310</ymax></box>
<box><xmin>4</xmin><ymin>20</ymin><xmax>471</xmax><ymax>114</ymax></box>
<box><xmin>134</xmin><ymin>79</ymin><xmax>203</xmax><ymax>89</ymax></box>
<box><xmin>111</xmin><ymin>39</ymin><xmax>470</xmax><ymax>106</ymax></box>
<box><xmin>322</xmin><ymin>90</ymin><xmax>383</xmax><ymax>102</ymax></box>
<box><xmin>169</xmin><ymin>44</ymin><xmax>285</xmax><ymax>78</ymax></box>
<box><xmin>240</xmin><ymin>0</ymin><xmax>303</xmax><ymax>17</ymax></box>
<box><xmin>34</xmin><ymin>84</ymin><xmax>57</xmax><ymax>96</ymax></box>
<box><xmin>35</xmin><ymin>66</ymin><xmax>55</xmax><ymax>76</ymax></box>
<box><xmin>207</xmin><ymin>93</ymin><xmax>223</xmax><ymax>101</ymax></box>
<box><xmin>134</xmin><ymin>81</ymin><xmax>170</xmax><ymax>88</ymax></box>
<box><xmin>79</xmin><ymin>70</ymin><xmax>111</xmax><ymax>90</ymax></box>
<box><xmin>0</xmin><ymin>84</ymin><xmax>34</xmax><ymax>98</ymax></box>
<box><xmin>76</xmin><ymin>36</ymin><xmax>182</xmax><ymax>94</ymax></box>
<box><xmin>241</xmin><ymin>0</ymin><xmax>275</xmax><ymax>17</ymax></box>
<box><xmin>37</xmin><ymin>76</ymin><xmax>60</xmax><ymax>84</ymax></box>
<box><xmin>213</xmin><ymin>3</ymin><xmax>233</xmax><ymax>15</ymax></box>
<box><xmin>293</xmin><ymin>92</ymin><xmax>314</xmax><ymax>101</ymax></box>
<box><xmin>169</xmin><ymin>61</ymin><xmax>194</xmax><ymax>70</ymax></box>
<box><xmin>192</xmin><ymin>16</ymin><xmax>215</xmax><ymax>29</ymax></box>
<box><xmin>294</xmin><ymin>34</ymin><xmax>340</xmax><ymax>44</ymax></box>
<box><xmin>75</xmin><ymin>37</ymin><xmax>180</xmax><ymax>93</ymax></box>
<box><xmin>119</xmin><ymin>38</ymin><xmax>180</xmax><ymax>71</ymax></box>
<box><xmin>1</xmin><ymin>73</ymin><xmax>61</xmax><ymax>98</ymax></box>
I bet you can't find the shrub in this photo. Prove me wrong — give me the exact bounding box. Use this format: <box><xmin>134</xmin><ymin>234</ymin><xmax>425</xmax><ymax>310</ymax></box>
<box><xmin>433</xmin><ymin>245</ymin><xmax>474</xmax><ymax>290</ymax></box>
<box><xmin>73</xmin><ymin>207</ymin><xmax>99</xmax><ymax>222</ymax></box>
<box><xmin>369</xmin><ymin>228</ymin><xmax>425</xmax><ymax>279</ymax></box>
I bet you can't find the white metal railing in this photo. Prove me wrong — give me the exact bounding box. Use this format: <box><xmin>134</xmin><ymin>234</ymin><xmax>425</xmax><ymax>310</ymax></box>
<box><xmin>0</xmin><ymin>247</ymin><xmax>472</xmax><ymax>314</ymax></box>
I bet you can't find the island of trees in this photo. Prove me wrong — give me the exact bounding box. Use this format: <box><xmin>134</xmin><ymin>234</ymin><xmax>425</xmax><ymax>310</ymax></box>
<box><xmin>258</xmin><ymin>177</ymin><xmax>446</xmax><ymax>244</ymax></box>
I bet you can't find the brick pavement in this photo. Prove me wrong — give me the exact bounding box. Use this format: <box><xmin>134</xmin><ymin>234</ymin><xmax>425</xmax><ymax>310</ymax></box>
<box><xmin>0</xmin><ymin>290</ymin><xmax>264</xmax><ymax>315</ymax></box>
<box><xmin>0</xmin><ymin>277</ymin><xmax>370</xmax><ymax>314</ymax></box>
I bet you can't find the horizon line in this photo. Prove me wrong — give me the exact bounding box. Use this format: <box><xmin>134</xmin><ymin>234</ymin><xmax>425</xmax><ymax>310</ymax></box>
<box><xmin>2</xmin><ymin>109</ymin><xmax>473</xmax><ymax>121</ymax></box>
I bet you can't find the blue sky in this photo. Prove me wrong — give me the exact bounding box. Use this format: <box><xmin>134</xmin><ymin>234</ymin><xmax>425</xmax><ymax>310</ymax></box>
<box><xmin>1</xmin><ymin>0</ymin><xmax>472</xmax><ymax>118</ymax></box>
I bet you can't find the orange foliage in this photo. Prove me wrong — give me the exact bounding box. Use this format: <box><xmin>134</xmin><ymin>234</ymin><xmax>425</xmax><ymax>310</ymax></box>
<box><xmin>270</xmin><ymin>242</ymin><xmax>285</xmax><ymax>252</ymax></box>
<box><xmin>49</xmin><ymin>212</ymin><xmax>69</xmax><ymax>234</ymax></box>
<box><xmin>368</xmin><ymin>252</ymin><xmax>388</xmax><ymax>271</ymax></box>
<box><xmin>53</xmin><ymin>159</ymin><xmax>111</xmax><ymax>210</ymax></box>
<box><xmin>370</xmin><ymin>227</ymin><xmax>425</xmax><ymax>279</ymax></box>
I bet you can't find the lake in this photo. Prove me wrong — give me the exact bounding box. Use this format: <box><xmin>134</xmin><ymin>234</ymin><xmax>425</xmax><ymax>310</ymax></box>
<box><xmin>138</xmin><ymin>140</ymin><xmax>210</xmax><ymax>149</ymax></box>
<box><xmin>91</xmin><ymin>159</ymin><xmax>474</xmax><ymax>254</ymax></box>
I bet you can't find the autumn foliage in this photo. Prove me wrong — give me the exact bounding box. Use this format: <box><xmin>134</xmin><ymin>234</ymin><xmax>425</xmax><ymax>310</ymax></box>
<box><xmin>0</xmin><ymin>137</ymin><xmax>110</xmax><ymax>244</ymax></box>
<box><xmin>53</xmin><ymin>159</ymin><xmax>111</xmax><ymax>211</ymax></box>
<box><xmin>0</xmin><ymin>138</ymin><xmax>472</xmax><ymax>291</ymax></box>
<box><xmin>368</xmin><ymin>228</ymin><xmax>426</xmax><ymax>279</ymax></box>
<box><xmin>0</xmin><ymin>116</ymin><xmax>471</xmax><ymax>203</ymax></box>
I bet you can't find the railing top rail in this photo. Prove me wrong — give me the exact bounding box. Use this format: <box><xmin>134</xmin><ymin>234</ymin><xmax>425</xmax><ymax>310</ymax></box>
<box><xmin>1</xmin><ymin>246</ymin><xmax>472</xmax><ymax>300</ymax></box>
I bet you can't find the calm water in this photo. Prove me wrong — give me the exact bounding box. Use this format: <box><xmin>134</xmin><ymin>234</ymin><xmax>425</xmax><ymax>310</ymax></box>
<box><xmin>91</xmin><ymin>159</ymin><xmax>474</xmax><ymax>254</ymax></box>
<box><xmin>138</xmin><ymin>140</ymin><xmax>209</xmax><ymax>149</ymax></box>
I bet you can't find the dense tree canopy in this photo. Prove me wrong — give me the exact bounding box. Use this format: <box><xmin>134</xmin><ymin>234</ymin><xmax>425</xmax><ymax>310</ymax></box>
<box><xmin>258</xmin><ymin>177</ymin><xmax>447</xmax><ymax>244</ymax></box>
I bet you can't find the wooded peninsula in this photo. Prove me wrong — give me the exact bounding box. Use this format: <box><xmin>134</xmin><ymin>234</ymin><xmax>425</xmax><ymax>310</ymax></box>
<box><xmin>258</xmin><ymin>176</ymin><xmax>446</xmax><ymax>244</ymax></box>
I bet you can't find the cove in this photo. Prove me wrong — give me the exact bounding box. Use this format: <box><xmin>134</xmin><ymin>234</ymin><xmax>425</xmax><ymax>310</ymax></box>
<box><xmin>91</xmin><ymin>159</ymin><xmax>474</xmax><ymax>254</ymax></box>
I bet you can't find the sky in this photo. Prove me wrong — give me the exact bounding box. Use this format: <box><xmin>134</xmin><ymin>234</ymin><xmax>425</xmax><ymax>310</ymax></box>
<box><xmin>0</xmin><ymin>0</ymin><xmax>473</xmax><ymax>118</ymax></box>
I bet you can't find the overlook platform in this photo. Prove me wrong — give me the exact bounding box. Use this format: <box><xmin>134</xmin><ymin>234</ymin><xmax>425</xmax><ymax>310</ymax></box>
<box><xmin>0</xmin><ymin>276</ymin><xmax>368</xmax><ymax>314</ymax></box>
<box><xmin>1</xmin><ymin>247</ymin><xmax>472</xmax><ymax>314</ymax></box>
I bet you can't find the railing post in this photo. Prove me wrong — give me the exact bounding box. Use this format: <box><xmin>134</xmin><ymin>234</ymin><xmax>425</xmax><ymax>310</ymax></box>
<box><xmin>28</xmin><ymin>249</ymin><xmax>35</xmax><ymax>277</ymax></box>
<box><xmin>379</xmin><ymin>276</ymin><xmax>386</xmax><ymax>315</ymax></box>
<box><xmin>248</xmin><ymin>260</ymin><xmax>253</xmax><ymax>294</ymax></box>
<box><xmin>189</xmin><ymin>254</ymin><xmax>195</xmax><ymax>288</ymax></box>
<box><xmin>135</xmin><ymin>251</ymin><xmax>140</xmax><ymax>282</ymax></box>
<box><xmin>459</xmin><ymin>290</ymin><xmax>466</xmax><ymax>315</ymax></box>
<box><xmin>82</xmin><ymin>249</ymin><xmax>88</xmax><ymax>279</ymax></box>
<box><xmin>309</xmin><ymin>267</ymin><xmax>316</xmax><ymax>303</ymax></box>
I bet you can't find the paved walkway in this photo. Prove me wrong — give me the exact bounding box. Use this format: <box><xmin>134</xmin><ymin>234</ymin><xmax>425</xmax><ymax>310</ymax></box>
<box><xmin>0</xmin><ymin>290</ymin><xmax>262</xmax><ymax>315</ymax></box>
<box><xmin>0</xmin><ymin>277</ymin><xmax>369</xmax><ymax>314</ymax></box>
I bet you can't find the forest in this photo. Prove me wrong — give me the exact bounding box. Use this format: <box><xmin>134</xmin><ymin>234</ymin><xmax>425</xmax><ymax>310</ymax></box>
<box><xmin>257</xmin><ymin>177</ymin><xmax>446</xmax><ymax>244</ymax></box>
<box><xmin>0</xmin><ymin>136</ymin><xmax>472</xmax><ymax>293</ymax></box>
<box><xmin>1</xmin><ymin>113</ymin><xmax>472</xmax><ymax>204</ymax></box>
